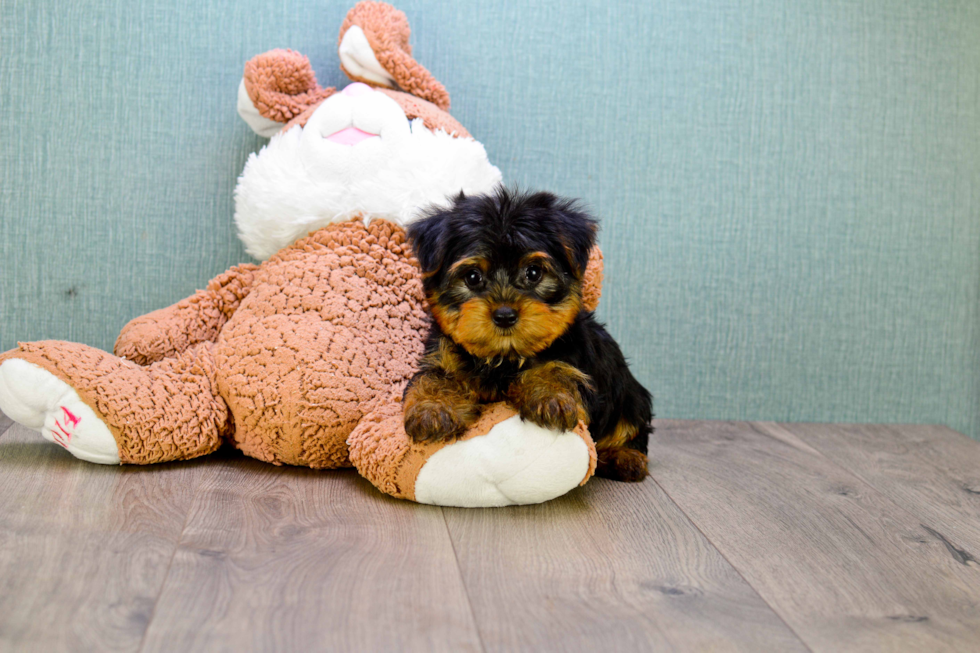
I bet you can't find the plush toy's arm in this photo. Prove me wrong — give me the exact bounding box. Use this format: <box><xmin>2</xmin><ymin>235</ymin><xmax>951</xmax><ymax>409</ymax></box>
<box><xmin>349</xmin><ymin>401</ymin><xmax>597</xmax><ymax>507</ymax></box>
<box><xmin>114</xmin><ymin>264</ymin><xmax>259</xmax><ymax>365</ymax></box>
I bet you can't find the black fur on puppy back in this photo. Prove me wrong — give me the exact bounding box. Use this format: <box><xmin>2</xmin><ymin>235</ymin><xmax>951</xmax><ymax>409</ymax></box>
<box><xmin>407</xmin><ymin>186</ymin><xmax>598</xmax><ymax>289</ymax></box>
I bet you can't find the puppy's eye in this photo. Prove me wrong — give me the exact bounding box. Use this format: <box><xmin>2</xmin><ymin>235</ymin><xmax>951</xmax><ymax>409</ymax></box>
<box><xmin>524</xmin><ymin>265</ymin><xmax>543</xmax><ymax>284</ymax></box>
<box><xmin>463</xmin><ymin>268</ymin><xmax>484</xmax><ymax>289</ymax></box>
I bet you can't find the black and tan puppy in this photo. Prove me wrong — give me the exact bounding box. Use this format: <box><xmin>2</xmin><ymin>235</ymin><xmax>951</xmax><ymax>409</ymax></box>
<box><xmin>404</xmin><ymin>187</ymin><xmax>652</xmax><ymax>482</ymax></box>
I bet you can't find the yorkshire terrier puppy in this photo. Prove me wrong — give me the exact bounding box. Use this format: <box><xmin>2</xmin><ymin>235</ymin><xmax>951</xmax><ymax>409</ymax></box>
<box><xmin>404</xmin><ymin>187</ymin><xmax>653</xmax><ymax>482</ymax></box>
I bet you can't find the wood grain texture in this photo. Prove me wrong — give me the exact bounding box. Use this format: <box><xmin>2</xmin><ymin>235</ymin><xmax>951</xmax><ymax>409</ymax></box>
<box><xmin>6</xmin><ymin>418</ymin><xmax>980</xmax><ymax>652</ymax></box>
<box><xmin>777</xmin><ymin>422</ymin><xmax>980</xmax><ymax>551</ymax></box>
<box><xmin>0</xmin><ymin>423</ymin><xmax>204</xmax><ymax>652</ymax></box>
<box><xmin>0</xmin><ymin>409</ymin><xmax>12</xmax><ymax>437</ymax></box>
<box><xmin>139</xmin><ymin>458</ymin><xmax>483</xmax><ymax>653</ymax></box>
<box><xmin>444</xmin><ymin>477</ymin><xmax>808</xmax><ymax>652</ymax></box>
<box><xmin>649</xmin><ymin>420</ymin><xmax>980</xmax><ymax>652</ymax></box>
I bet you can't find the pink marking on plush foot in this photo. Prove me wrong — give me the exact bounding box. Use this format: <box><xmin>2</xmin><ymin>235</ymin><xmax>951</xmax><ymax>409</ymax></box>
<box><xmin>51</xmin><ymin>406</ymin><xmax>81</xmax><ymax>448</ymax></box>
<box><xmin>325</xmin><ymin>126</ymin><xmax>379</xmax><ymax>146</ymax></box>
<box><xmin>61</xmin><ymin>406</ymin><xmax>81</xmax><ymax>429</ymax></box>
<box><xmin>52</xmin><ymin>422</ymin><xmax>71</xmax><ymax>448</ymax></box>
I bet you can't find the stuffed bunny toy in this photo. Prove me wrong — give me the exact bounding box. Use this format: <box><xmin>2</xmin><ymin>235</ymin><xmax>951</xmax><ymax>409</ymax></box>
<box><xmin>0</xmin><ymin>1</ymin><xmax>603</xmax><ymax>507</ymax></box>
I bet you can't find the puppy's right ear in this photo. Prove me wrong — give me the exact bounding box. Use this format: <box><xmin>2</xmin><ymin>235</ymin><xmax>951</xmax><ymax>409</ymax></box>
<box><xmin>407</xmin><ymin>207</ymin><xmax>453</xmax><ymax>276</ymax></box>
<box><xmin>238</xmin><ymin>49</ymin><xmax>335</xmax><ymax>137</ymax></box>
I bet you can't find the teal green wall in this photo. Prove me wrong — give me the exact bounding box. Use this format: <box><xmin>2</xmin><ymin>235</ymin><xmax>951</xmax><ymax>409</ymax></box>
<box><xmin>2</xmin><ymin>1</ymin><xmax>978</xmax><ymax>437</ymax></box>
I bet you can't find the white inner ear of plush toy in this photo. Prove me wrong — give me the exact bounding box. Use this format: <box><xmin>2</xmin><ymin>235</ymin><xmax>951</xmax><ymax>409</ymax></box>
<box><xmin>339</xmin><ymin>25</ymin><xmax>397</xmax><ymax>87</ymax></box>
<box><xmin>236</xmin><ymin>79</ymin><xmax>286</xmax><ymax>138</ymax></box>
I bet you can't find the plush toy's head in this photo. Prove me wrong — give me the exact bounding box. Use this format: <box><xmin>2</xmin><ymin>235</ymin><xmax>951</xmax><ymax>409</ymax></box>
<box><xmin>234</xmin><ymin>1</ymin><xmax>502</xmax><ymax>260</ymax></box>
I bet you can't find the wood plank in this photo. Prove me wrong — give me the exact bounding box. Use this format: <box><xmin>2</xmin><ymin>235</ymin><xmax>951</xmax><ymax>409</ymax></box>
<box><xmin>139</xmin><ymin>459</ymin><xmax>483</xmax><ymax>653</ymax></box>
<box><xmin>772</xmin><ymin>422</ymin><xmax>980</xmax><ymax>551</ymax></box>
<box><xmin>0</xmin><ymin>423</ymin><xmax>205</xmax><ymax>651</ymax></box>
<box><xmin>443</xmin><ymin>475</ymin><xmax>808</xmax><ymax>652</ymax></box>
<box><xmin>649</xmin><ymin>420</ymin><xmax>980</xmax><ymax>652</ymax></box>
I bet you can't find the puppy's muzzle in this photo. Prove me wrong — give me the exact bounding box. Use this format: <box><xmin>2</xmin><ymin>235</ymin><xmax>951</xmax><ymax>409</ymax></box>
<box><xmin>491</xmin><ymin>306</ymin><xmax>519</xmax><ymax>328</ymax></box>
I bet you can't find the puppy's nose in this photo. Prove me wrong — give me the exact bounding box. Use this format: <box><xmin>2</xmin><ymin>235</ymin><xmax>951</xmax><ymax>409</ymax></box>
<box><xmin>342</xmin><ymin>82</ymin><xmax>373</xmax><ymax>97</ymax></box>
<box><xmin>492</xmin><ymin>306</ymin><xmax>519</xmax><ymax>328</ymax></box>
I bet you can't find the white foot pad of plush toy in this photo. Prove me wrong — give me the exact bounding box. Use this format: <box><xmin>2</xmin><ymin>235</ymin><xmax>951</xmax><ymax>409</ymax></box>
<box><xmin>413</xmin><ymin>414</ymin><xmax>591</xmax><ymax>508</ymax></box>
<box><xmin>0</xmin><ymin>359</ymin><xmax>120</xmax><ymax>464</ymax></box>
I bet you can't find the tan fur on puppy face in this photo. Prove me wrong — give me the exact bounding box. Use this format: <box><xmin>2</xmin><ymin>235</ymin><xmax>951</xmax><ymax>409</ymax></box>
<box><xmin>431</xmin><ymin>287</ymin><xmax>581</xmax><ymax>360</ymax></box>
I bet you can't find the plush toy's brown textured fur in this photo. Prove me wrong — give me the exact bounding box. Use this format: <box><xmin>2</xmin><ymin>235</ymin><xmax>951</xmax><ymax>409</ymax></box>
<box><xmin>338</xmin><ymin>1</ymin><xmax>451</xmax><ymax>110</ymax></box>
<box><xmin>115</xmin><ymin>264</ymin><xmax>259</xmax><ymax>365</ymax></box>
<box><xmin>0</xmin><ymin>341</ymin><xmax>229</xmax><ymax>464</ymax></box>
<box><xmin>244</xmin><ymin>49</ymin><xmax>336</xmax><ymax>124</ymax></box>
<box><xmin>1</xmin><ymin>220</ymin><xmax>430</xmax><ymax>467</ymax></box>
<box><xmin>0</xmin><ymin>220</ymin><xmax>605</xmax><ymax>472</ymax></box>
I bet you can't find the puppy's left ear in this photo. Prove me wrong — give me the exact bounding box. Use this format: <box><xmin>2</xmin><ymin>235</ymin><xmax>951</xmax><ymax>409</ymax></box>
<box><xmin>555</xmin><ymin>200</ymin><xmax>598</xmax><ymax>277</ymax></box>
<box><xmin>407</xmin><ymin>206</ymin><xmax>452</xmax><ymax>275</ymax></box>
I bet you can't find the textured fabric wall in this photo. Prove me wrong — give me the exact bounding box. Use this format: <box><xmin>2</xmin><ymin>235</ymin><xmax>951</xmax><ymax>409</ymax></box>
<box><xmin>1</xmin><ymin>1</ymin><xmax>978</xmax><ymax>437</ymax></box>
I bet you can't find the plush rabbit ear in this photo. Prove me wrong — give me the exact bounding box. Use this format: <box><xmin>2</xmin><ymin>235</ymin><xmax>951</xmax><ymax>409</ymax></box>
<box><xmin>338</xmin><ymin>1</ymin><xmax>451</xmax><ymax>111</ymax></box>
<box><xmin>237</xmin><ymin>49</ymin><xmax>335</xmax><ymax>137</ymax></box>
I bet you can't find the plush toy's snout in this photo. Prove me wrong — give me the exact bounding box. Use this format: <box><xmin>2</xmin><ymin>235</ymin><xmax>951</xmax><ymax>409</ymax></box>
<box><xmin>322</xmin><ymin>83</ymin><xmax>379</xmax><ymax>145</ymax></box>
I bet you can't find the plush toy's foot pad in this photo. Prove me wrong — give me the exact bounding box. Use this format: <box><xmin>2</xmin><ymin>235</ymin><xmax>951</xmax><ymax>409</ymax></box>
<box><xmin>0</xmin><ymin>358</ymin><xmax>120</xmax><ymax>464</ymax></box>
<box><xmin>414</xmin><ymin>413</ymin><xmax>593</xmax><ymax>507</ymax></box>
<box><xmin>349</xmin><ymin>402</ymin><xmax>597</xmax><ymax>508</ymax></box>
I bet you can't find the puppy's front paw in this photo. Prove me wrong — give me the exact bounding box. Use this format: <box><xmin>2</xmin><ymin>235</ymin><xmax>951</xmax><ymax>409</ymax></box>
<box><xmin>516</xmin><ymin>391</ymin><xmax>583</xmax><ymax>432</ymax></box>
<box><xmin>508</xmin><ymin>361</ymin><xmax>591</xmax><ymax>432</ymax></box>
<box><xmin>405</xmin><ymin>401</ymin><xmax>468</xmax><ymax>443</ymax></box>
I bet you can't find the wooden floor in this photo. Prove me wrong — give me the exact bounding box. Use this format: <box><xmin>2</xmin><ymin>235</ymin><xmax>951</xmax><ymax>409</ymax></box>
<box><xmin>2</xmin><ymin>413</ymin><xmax>979</xmax><ymax>652</ymax></box>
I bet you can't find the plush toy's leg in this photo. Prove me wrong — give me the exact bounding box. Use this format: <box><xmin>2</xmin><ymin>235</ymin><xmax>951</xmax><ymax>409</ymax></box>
<box><xmin>0</xmin><ymin>341</ymin><xmax>229</xmax><ymax>464</ymax></box>
<box><xmin>0</xmin><ymin>358</ymin><xmax>119</xmax><ymax>464</ymax></box>
<box><xmin>348</xmin><ymin>402</ymin><xmax>597</xmax><ymax>508</ymax></box>
<box><xmin>114</xmin><ymin>263</ymin><xmax>258</xmax><ymax>366</ymax></box>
